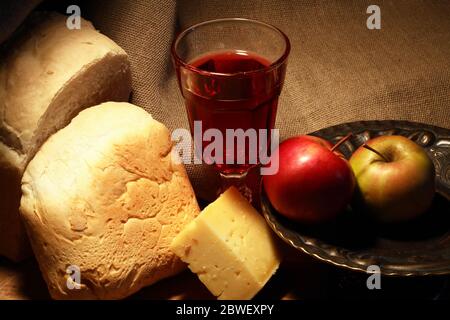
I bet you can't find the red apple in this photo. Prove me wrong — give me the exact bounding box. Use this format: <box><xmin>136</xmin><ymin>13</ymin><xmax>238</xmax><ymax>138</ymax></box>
<box><xmin>263</xmin><ymin>135</ymin><xmax>355</xmax><ymax>224</ymax></box>
<box><xmin>349</xmin><ymin>135</ymin><xmax>435</xmax><ymax>223</ymax></box>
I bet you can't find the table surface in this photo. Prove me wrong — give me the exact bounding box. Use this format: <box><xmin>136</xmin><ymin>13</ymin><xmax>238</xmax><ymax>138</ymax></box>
<box><xmin>1</xmin><ymin>243</ymin><xmax>449</xmax><ymax>300</ymax></box>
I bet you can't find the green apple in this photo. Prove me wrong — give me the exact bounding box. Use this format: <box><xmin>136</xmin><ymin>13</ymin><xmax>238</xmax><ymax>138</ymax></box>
<box><xmin>349</xmin><ymin>135</ymin><xmax>435</xmax><ymax>223</ymax></box>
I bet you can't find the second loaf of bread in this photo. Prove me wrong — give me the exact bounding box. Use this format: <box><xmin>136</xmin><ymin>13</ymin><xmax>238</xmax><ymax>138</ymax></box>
<box><xmin>20</xmin><ymin>102</ymin><xmax>200</xmax><ymax>299</ymax></box>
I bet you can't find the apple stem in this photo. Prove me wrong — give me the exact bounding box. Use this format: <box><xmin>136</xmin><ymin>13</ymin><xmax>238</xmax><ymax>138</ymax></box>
<box><xmin>362</xmin><ymin>143</ymin><xmax>390</xmax><ymax>162</ymax></box>
<box><xmin>330</xmin><ymin>133</ymin><xmax>353</xmax><ymax>152</ymax></box>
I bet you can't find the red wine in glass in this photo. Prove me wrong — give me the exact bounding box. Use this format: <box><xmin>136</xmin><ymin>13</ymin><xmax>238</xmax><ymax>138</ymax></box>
<box><xmin>185</xmin><ymin>50</ymin><xmax>282</xmax><ymax>175</ymax></box>
<box><xmin>172</xmin><ymin>18</ymin><xmax>290</xmax><ymax>201</ymax></box>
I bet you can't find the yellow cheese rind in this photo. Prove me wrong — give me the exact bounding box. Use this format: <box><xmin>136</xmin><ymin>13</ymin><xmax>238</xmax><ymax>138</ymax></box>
<box><xmin>170</xmin><ymin>187</ymin><xmax>281</xmax><ymax>300</ymax></box>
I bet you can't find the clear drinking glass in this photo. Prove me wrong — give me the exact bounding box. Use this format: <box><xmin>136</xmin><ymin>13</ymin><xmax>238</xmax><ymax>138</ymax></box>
<box><xmin>172</xmin><ymin>18</ymin><xmax>290</xmax><ymax>201</ymax></box>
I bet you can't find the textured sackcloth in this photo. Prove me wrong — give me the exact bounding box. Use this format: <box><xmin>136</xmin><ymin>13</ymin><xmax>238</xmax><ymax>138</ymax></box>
<box><xmin>2</xmin><ymin>0</ymin><xmax>450</xmax><ymax>200</ymax></box>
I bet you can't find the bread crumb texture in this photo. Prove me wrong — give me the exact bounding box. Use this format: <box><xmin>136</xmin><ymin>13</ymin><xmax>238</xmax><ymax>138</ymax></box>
<box><xmin>20</xmin><ymin>102</ymin><xmax>200</xmax><ymax>299</ymax></box>
<box><xmin>0</xmin><ymin>12</ymin><xmax>128</xmax><ymax>154</ymax></box>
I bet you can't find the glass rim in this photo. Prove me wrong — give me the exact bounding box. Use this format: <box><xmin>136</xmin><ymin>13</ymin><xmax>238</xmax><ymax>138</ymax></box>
<box><xmin>171</xmin><ymin>18</ymin><xmax>291</xmax><ymax>77</ymax></box>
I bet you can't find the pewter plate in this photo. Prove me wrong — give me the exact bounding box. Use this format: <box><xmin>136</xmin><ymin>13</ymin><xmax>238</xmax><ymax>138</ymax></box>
<box><xmin>262</xmin><ymin>120</ymin><xmax>450</xmax><ymax>276</ymax></box>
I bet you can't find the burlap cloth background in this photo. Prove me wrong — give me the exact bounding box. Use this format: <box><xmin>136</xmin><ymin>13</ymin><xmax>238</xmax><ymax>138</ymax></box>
<box><xmin>3</xmin><ymin>0</ymin><xmax>450</xmax><ymax>199</ymax></box>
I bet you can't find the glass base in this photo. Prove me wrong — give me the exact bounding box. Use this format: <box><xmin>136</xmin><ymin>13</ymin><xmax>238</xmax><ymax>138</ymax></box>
<box><xmin>219</xmin><ymin>171</ymin><xmax>253</xmax><ymax>203</ymax></box>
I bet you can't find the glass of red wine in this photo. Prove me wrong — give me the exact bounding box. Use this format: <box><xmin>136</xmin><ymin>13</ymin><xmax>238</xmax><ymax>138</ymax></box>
<box><xmin>172</xmin><ymin>18</ymin><xmax>290</xmax><ymax>201</ymax></box>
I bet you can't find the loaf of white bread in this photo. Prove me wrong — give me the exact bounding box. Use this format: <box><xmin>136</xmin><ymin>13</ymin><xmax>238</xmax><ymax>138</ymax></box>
<box><xmin>0</xmin><ymin>12</ymin><xmax>132</xmax><ymax>261</ymax></box>
<box><xmin>20</xmin><ymin>102</ymin><xmax>200</xmax><ymax>299</ymax></box>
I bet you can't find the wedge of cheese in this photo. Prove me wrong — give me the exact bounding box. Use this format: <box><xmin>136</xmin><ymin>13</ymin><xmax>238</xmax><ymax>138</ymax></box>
<box><xmin>170</xmin><ymin>187</ymin><xmax>282</xmax><ymax>300</ymax></box>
